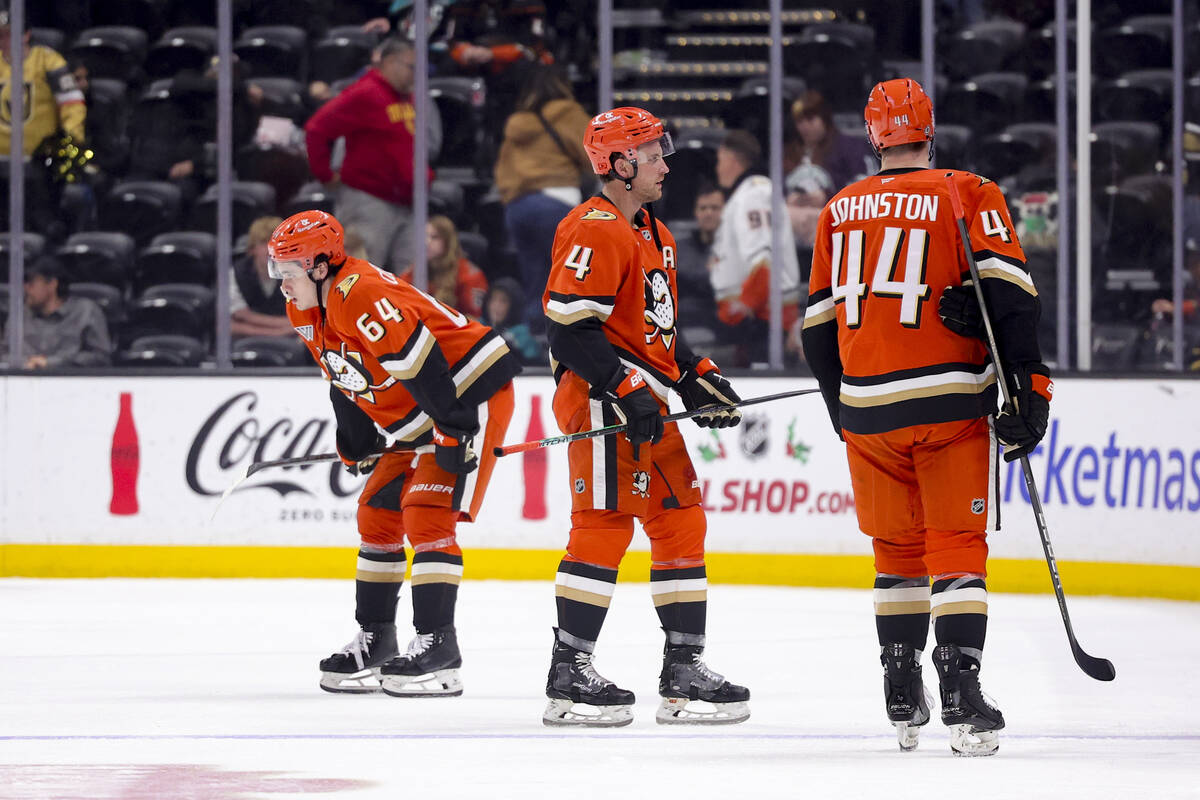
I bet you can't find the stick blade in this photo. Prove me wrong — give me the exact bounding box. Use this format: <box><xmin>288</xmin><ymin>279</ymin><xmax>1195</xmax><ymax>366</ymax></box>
<box><xmin>1072</xmin><ymin>644</ymin><xmax>1116</xmax><ymax>682</ymax></box>
<box><xmin>209</xmin><ymin>464</ymin><xmax>251</xmax><ymax>524</ymax></box>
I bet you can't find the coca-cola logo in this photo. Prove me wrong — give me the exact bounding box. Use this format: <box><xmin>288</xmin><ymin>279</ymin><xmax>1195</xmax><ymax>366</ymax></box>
<box><xmin>186</xmin><ymin>391</ymin><xmax>361</xmax><ymax>498</ymax></box>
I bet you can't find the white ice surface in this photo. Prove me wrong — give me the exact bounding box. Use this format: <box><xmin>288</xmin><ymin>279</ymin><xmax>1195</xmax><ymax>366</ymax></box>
<box><xmin>1</xmin><ymin>579</ymin><xmax>1197</xmax><ymax>800</ymax></box>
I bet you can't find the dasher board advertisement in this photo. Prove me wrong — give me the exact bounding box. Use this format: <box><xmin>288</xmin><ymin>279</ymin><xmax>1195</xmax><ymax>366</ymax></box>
<box><xmin>1</xmin><ymin>375</ymin><xmax>1199</xmax><ymax>569</ymax></box>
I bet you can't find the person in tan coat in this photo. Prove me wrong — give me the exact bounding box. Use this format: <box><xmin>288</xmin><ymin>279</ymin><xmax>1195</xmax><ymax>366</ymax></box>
<box><xmin>493</xmin><ymin>65</ymin><xmax>591</xmax><ymax>332</ymax></box>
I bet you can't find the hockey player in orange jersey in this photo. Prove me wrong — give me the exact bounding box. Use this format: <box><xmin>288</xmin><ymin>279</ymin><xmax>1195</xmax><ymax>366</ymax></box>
<box><xmin>801</xmin><ymin>79</ymin><xmax>1053</xmax><ymax>756</ymax></box>
<box><xmin>540</xmin><ymin>106</ymin><xmax>750</xmax><ymax>727</ymax></box>
<box><xmin>269</xmin><ymin>210</ymin><xmax>521</xmax><ymax>697</ymax></box>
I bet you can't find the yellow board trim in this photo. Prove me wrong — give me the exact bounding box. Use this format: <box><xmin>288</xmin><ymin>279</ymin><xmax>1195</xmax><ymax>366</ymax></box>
<box><xmin>1</xmin><ymin>545</ymin><xmax>1197</xmax><ymax>602</ymax></box>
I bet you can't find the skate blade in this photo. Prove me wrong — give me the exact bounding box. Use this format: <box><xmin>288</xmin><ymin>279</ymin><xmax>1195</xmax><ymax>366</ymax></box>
<box><xmin>319</xmin><ymin>668</ymin><xmax>382</xmax><ymax>694</ymax></box>
<box><xmin>891</xmin><ymin>687</ymin><xmax>933</xmax><ymax>751</ymax></box>
<box><xmin>655</xmin><ymin>698</ymin><xmax>750</xmax><ymax>726</ymax></box>
<box><xmin>542</xmin><ymin>698</ymin><xmax>633</xmax><ymax>727</ymax></box>
<box><xmin>380</xmin><ymin>668</ymin><xmax>463</xmax><ymax>697</ymax></box>
<box><xmin>948</xmin><ymin>724</ymin><xmax>1000</xmax><ymax>757</ymax></box>
<box><xmin>893</xmin><ymin>721</ymin><xmax>921</xmax><ymax>751</ymax></box>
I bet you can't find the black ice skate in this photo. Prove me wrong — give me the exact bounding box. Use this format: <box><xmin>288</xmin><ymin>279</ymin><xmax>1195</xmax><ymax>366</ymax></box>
<box><xmin>656</xmin><ymin>639</ymin><xmax>750</xmax><ymax>725</ymax></box>
<box><xmin>379</xmin><ymin>626</ymin><xmax>463</xmax><ymax>697</ymax></box>
<box><xmin>933</xmin><ymin>644</ymin><xmax>1005</xmax><ymax>757</ymax></box>
<box><xmin>882</xmin><ymin>643</ymin><xmax>933</xmax><ymax>751</ymax></box>
<box><xmin>318</xmin><ymin>622</ymin><xmax>398</xmax><ymax>694</ymax></box>
<box><xmin>543</xmin><ymin>635</ymin><xmax>635</xmax><ymax>727</ymax></box>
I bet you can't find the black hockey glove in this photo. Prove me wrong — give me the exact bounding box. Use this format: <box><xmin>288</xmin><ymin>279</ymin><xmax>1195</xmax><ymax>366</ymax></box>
<box><xmin>338</xmin><ymin>433</ymin><xmax>386</xmax><ymax>476</ymax></box>
<box><xmin>596</xmin><ymin>367</ymin><xmax>663</xmax><ymax>459</ymax></box>
<box><xmin>675</xmin><ymin>356</ymin><xmax>742</xmax><ymax>429</ymax></box>
<box><xmin>432</xmin><ymin>423</ymin><xmax>479</xmax><ymax>474</ymax></box>
<box><xmin>995</xmin><ymin>362</ymin><xmax>1053</xmax><ymax>463</ymax></box>
<box><xmin>938</xmin><ymin>283</ymin><xmax>986</xmax><ymax>339</ymax></box>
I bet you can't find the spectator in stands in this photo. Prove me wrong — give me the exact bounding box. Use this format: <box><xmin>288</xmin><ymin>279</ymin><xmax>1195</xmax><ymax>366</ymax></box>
<box><xmin>0</xmin><ymin>9</ymin><xmax>85</xmax><ymax>156</ymax></box>
<box><xmin>710</xmin><ymin>129</ymin><xmax>802</xmax><ymax>366</ymax></box>
<box><xmin>305</xmin><ymin>37</ymin><xmax>438</xmax><ymax>268</ymax></box>
<box><xmin>493</xmin><ymin>64</ymin><xmax>591</xmax><ymax>330</ymax></box>
<box><xmin>399</xmin><ymin>215</ymin><xmax>489</xmax><ymax>320</ymax></box>
<box><xmin>673</xmin><ymin>182</ymin><xmax>723</xmax><ymax>333</ymax></box>
<box><xmin>1</xmin><ymin>255</ymin><xmax>110</xmax><ymax>369</ymax></box>
<box><xmin>784</xmin><ymin>90</ymin><xmax>875</xmax><ymax>196</ymax></box>
<box><xmin>230</xmin><ymin>215</ymin><xmax>293</xmax><ymax>340</ymax></box>
<box><xmin>482</xmin><ymin>276</ymin><xmax>543</xmax><ymax>364</ymax></box>
<box><xmin>0</xmin><ymin>8</ymin><xmax>86</xmax><ymax>238</ymax></box>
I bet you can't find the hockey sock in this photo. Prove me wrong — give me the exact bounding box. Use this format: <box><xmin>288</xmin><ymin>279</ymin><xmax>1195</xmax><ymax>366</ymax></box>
<box><xmin>554</xmin><ymin>559</ymin><xmax>617</xmax><ymax>650</ymax></box>
<box><xmin>650</xmin><ymin>564</ymin><xmax>707</xmax><ymax>636</ymax></box>
<box><xmin>931</xmin><ymin>574</ymin><xmax>988</xmax><ymax>670</ymax></box>
<box><xmin>410</xmin><ymin>551</ymin><xmax>463</xmax><ymax>633</ymax></box>
<box><xmin>873</xmin><ymin>574</ymin><xmax>931</xmax><ymax>652</ymax></box>
<box><xmin>355</xmin><ymin>546</ymin><xmax>406</xmax><ymax>625</ymax></box>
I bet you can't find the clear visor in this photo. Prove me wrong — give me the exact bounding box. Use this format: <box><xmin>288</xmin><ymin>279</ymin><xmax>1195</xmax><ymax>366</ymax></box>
<box><xmin>634</xmin><ymin>132</ymin><xmax>675</xmax><ymax>163</ymax></box>
<box><xmin>267</xmin><ymin>257</ymin><xmax>308</xmax><ymax>280</ymax></box>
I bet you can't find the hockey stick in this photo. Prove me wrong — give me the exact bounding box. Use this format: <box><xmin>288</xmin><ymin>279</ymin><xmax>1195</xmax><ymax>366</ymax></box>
<box><xmin>210</xmin><ymin>445</ymin><xmax>414</xmax><ymax>522</ymax></box>
<box><xmin>492</xmin><ymin>388</ymin><xmax>820</xmax><ymax>457</ymax></box>
<box><xmin>945</xmin><ymin>173</ymin><xmax>1115</xmax><ymax>682</ymax></box>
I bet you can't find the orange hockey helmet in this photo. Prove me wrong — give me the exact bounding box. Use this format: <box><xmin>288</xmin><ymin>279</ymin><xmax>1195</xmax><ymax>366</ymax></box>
<box><xmin>583</xmin><ymin>106</ymin><xmax>675</xmax><ymax>176</ymax></box>
<box><xmin>267</xmin><ymin>210</ymin><xmax>346</xmax><ymax>278</ymax></box>
<box><xmin>864</xmin><ymin>78</ymin><xmax>935</xmax><ymax>158</ymax></box>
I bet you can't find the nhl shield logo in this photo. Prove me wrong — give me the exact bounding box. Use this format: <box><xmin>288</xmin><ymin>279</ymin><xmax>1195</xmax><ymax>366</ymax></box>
<box><xmin>971</xmin><ymin>498</ymin><xmax>985</xmax><ymax>515</ymax></box>
<box><xmin>739</xmin><ymin>414</ymin><xmax>769</xmax><ymax>460</ymax></box>
<box><xmin>574</xmin><ymin>478</ymin><xmax>586</xmax><ymax>494</ymax></box>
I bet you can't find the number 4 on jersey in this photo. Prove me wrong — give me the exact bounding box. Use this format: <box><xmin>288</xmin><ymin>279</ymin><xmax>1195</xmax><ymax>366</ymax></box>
<box><xmin>564</xmin><ymin>245</ymin><xmax>594</xmax><ymax>280</ymax></box>
<box><xmin>980</xmin><ymin>210</ymin><xmax>1012</xmax><ymax>243</ymax></box>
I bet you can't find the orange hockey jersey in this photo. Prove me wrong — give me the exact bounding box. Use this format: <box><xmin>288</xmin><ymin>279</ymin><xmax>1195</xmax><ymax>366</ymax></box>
<box><xmin>287</xmin><ymin>256</ymin><xmax>521</xmax><ymax>443</ymax></box>
<box><xmin>543</xmin><ymin>194</ymin><xmax>683</xmax><ymax>399</ymax></box>
<box><xmin>801</xmin><ymin>168</ymin><xmax>1040</xmax><ymax>435</ymax></box>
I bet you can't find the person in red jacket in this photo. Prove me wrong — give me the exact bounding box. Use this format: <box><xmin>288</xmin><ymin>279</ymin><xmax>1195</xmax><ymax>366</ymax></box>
<box><xmin>304</xmin><ymin>37</ymin><xmax>437</xmax><ymax>269</ymax></box>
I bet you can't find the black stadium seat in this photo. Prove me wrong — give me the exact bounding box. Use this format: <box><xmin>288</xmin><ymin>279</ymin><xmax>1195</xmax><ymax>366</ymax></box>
<box><xmin>247</xmin><ymin>77</ymin><xmax>308</xmax><ymax>123</ymax></box>
<box><xmin>785</xmin><ymin>23</ymin><xmax>876</xmax><ymax>111</ymax></box>
<box><xmin>0</xmin><ymin>233</ymin><xmax>47</xmax><ymax>275</ymax></box>
<box><xmin>144</xmin><ymin>26</ymin><xmax>217</xmax><ymax>79</ymax></box>
<box><xmin>123</xmin><ymin>284</ymin><xmax>215</xmax><ymax>343</ymax></box>
<box><xmin>1097</xmin><ymin>15</ymin><xmax>1171</xmax><ymax>78</ymax></box>
<box><xmin>234</xmin><ymin>25</ymin><xmax>308</xmax><ymax>80</ymax></box>
<box><xmin>70</xmin><ymin>282</ymin><xmax>126</xmax><ymax>332</ymax></box>
<box><xmin>1095</xmin><ymin>70</ymin><xmax>1172</xmax><ymax>125</ymax></box>
<box><xmin>944</xmin><ymin>18</ymin><xmax>1026</xmax><ymax>81</ymax></box>
<box><xmin>973</xmin><ymin>122</ymin><xmax>1056</xmax><ymax>181</ymax></box>
<box><xmin>231</xmin><ymin>335</ymin><xmax>308</xmax><ymax>367</ymax></box>
<box><xmin>133</xmin><ymin>231</ymin><xmax>217</xmax><ymax>293</ymax></box>
<box><xmin>85</xmin><ymin>78</ymin><xmax>132</xmax><ymax>173</ymax></box>
<box><xmin>235</xmin><ymin>143</ymin><xmax>311</xmax><ymax>216</ymax></box>
<box><xmin>932</xmin><ymin>124</ymin><xmax>971</xmax><ymax>171</ymax></box>
<box><xmin>30</xmin><ymin>27</ymin><xmax>66</xmax><ymax>53</ymax></box>
<box><xmin>68</xmin><ymin>26</ymin><xmax>149</xmax><ymax>83</ymax></box>
<box><xmin>116</xmin><ymin>334</ymin><xmax>208</xmax><ymax>367</ymax></box>
<box><xmin>310</xmin><ymin>26</ymin><xmax>376</xmax><ymax>84</ymax></box>
<box><xmin>939</xmin><ymin>72</ymin><xmax>1028</xmax><ymax>135</ymax></box>
<box><xmin>99</xmin><ymin>180</ymin><xmax>183</xmax><ymax>244</ymax></box>
<box><xmin>189</xmin><ymin>181</ymin><xmax>277</xmax><ymax>239</ymax></box>
<box><xmin>429</xmin><ymin>77</ymin><xmax>488</xmax><ymax>170</ymax></box>
<box><xmin>1024</xmin><ymin>21</ymin><xmax>1076</xmax><ymax>80</ymax></box>
<box><xmin>282</xmin><ymin>182</ymin><xmax>336</xmax><ymax>218</ymax></box>
<box><xmin>54</xmin><ymin>232</ymin><xmax>137</xmax><ymax>291</ymax></box>
<box><xmin>1090</xmin><ymin>121</ymin><xmax>1162</xmax><ymax>185</ymax></box>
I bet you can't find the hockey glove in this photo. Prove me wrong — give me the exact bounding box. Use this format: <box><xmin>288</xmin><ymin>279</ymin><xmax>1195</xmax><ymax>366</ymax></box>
<box><xmin>339</xmin><ymin>433</ymin><xmax>386</xmax><ymax>476</ymax></box>
<box><xmin>676</xmin><ymin>356</ymin><xmax>743</xmax><ymax>429</ymax></box>
<box><xmin>432</xmin><ymin>423</ymin><xmax>479</xmax><ymax>474</ymax></box>
<box><xmin>994</xmin><ymin>362</ymin><xmax>1053</xmax><ymax>463</ymax></box>
<box><xmin>596</xmin><ymin>367</ymin><xmax>663</xmax><ymax>459</ymax></box>
<box><xmin>938</xmin><ymin>283</ymin><xmax>986</xmax><ymax>339</ymax></box>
